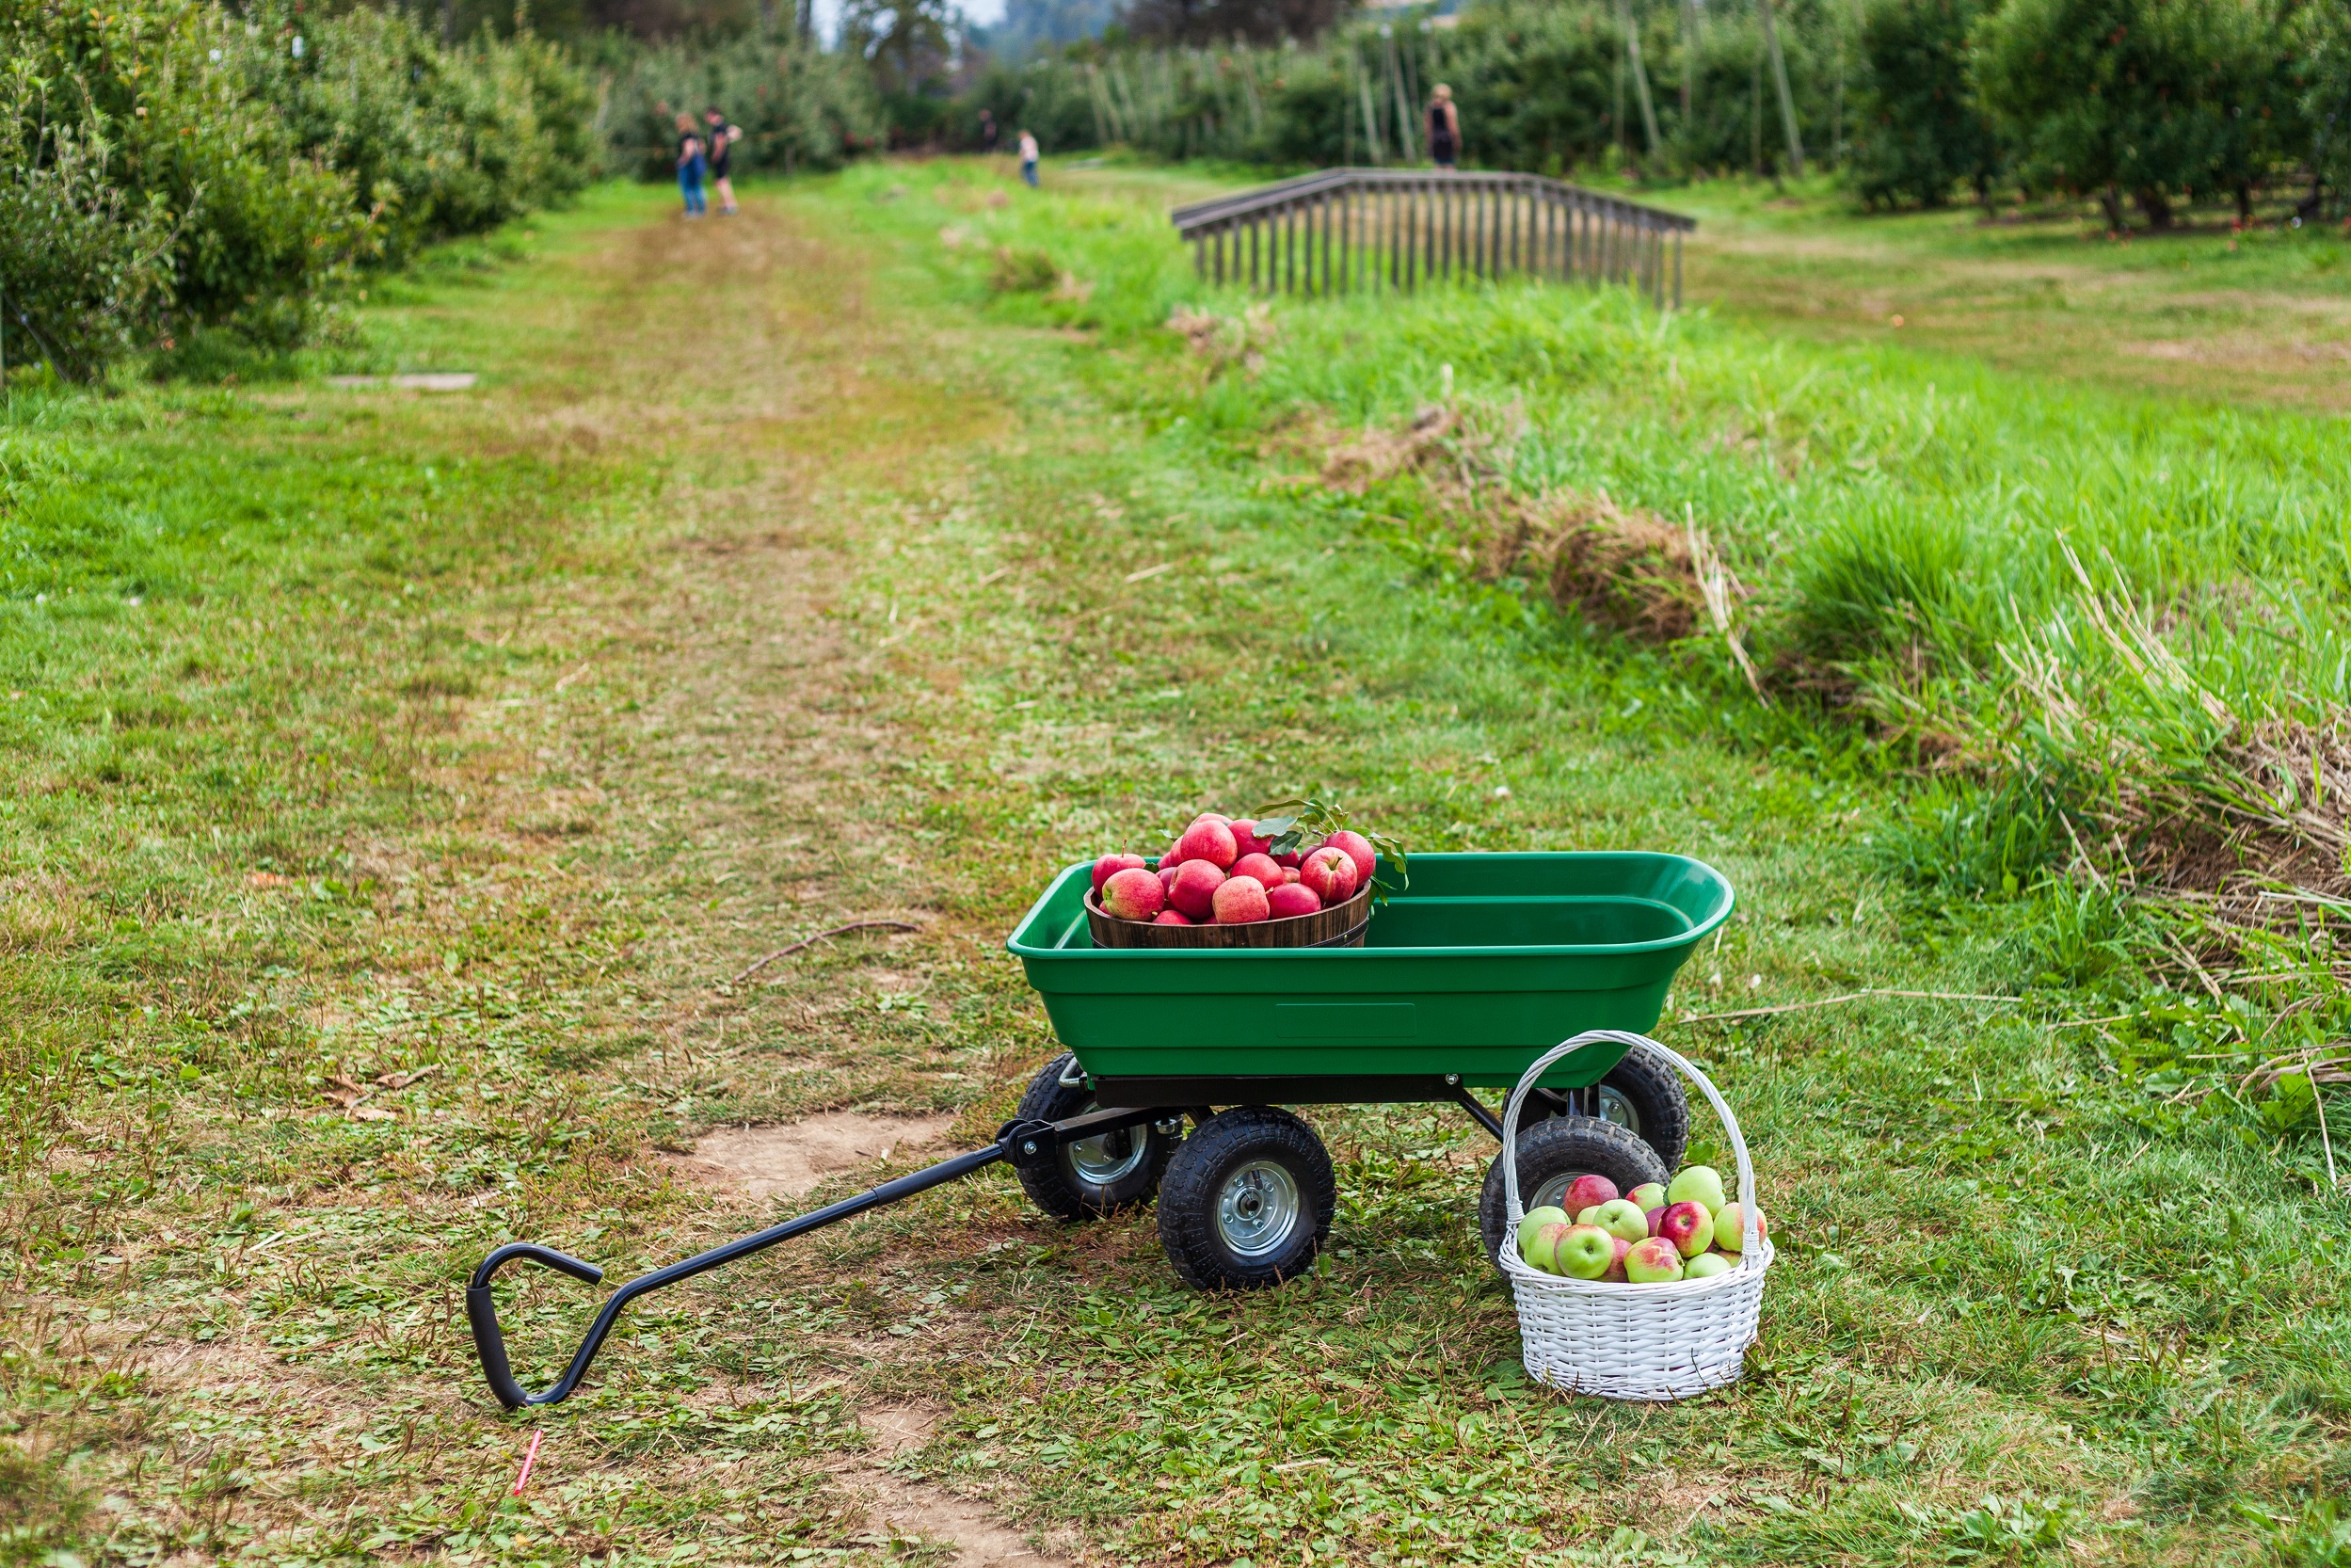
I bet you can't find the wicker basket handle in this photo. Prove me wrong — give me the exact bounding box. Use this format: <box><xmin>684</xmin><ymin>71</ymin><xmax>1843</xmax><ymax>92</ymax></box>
<box><xmin>1498</xmin><ymin>1031</ymin><xmax>1760</xmax><ymax>1257</ymax></box>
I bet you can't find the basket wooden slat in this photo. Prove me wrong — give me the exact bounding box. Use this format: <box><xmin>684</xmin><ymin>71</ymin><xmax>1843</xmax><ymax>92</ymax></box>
<box><xmin>1498</xmin><ymin>1030</ymin><xmax>1771</xmax><ymax>1401</ymax></box>
<box><xmin>1083</xmin><ymin>879</ymin><xmax>1371</xmax><ymax>950</ymax></box>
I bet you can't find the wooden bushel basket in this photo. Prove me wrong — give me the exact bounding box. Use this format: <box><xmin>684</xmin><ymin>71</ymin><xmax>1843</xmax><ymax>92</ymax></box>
<box><xmin>1083</xmin><ymin>878</ymin><xmax>1372</xmax><ymax>950</ymax></box>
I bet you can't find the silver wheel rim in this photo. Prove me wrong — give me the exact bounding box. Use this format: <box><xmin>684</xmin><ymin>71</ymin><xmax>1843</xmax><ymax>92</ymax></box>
<box><xmin>1216</xmin><ymin>1160</ymin><xmax>1301</xmax><ymax>1259</ymax></box>
<box><xmin>1065</xmin><ymin>1119</ymin><xmax>1152</xmax><ymax>1187</ymax></box>
<box><xmin>1531</xmin><ymin>1171</ymin><xmax>1581</xmax><ymax>1212</ymax></box>
<box><xmin>1596</xmin><ymin>1086</ymin><xmax>1640</xmax><ymax>1135</ymax></box>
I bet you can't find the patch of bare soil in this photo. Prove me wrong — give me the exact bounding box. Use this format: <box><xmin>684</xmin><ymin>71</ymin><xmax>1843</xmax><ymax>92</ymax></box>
<box><xmin>676</xmin><ymin>1112</ymin><xmax>960</xmax><ymax>1200</ymax></box>
<box><xmin>839</xmin><ymin>1403</ymin><xmax>1076</xmax><ymax>1567</ymax></box>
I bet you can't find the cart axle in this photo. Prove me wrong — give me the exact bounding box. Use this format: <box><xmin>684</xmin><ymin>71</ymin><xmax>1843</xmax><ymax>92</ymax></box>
<box><xmin>466</xmin><ymin>1105</ymin><xmax>1165</xmax><ymax>1410</ymax></box>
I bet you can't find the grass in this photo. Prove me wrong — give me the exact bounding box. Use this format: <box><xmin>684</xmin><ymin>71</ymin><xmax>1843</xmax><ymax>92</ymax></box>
<box><xmin>1642</xmin><ymin>174</ymin><xmax>2351</xmax><ymax>414</ymax></box>
<box><xmin>1</xmin><ymin>158</ymin><xmax>2349</xmax><ymax>1568</ymax></box>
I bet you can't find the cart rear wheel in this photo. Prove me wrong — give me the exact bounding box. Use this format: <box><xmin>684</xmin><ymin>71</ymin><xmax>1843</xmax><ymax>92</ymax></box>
<box><xmin>1014</xmin><ymin>1053</ymin><xmax>1179</xmax><ymax>1223</ymax></box>
<box><xmin>1478</xmin><ymin>1114</ymin><xmax>1669</xmax><ymax>1273</ymax></box>
<box><xmin>1157</xmin><ymin>1107</ymin><xmax>1335</xmax><ymax>1290</ymax></box>
<box><xmin>1597</xmin><ymin>1042</ymin><xmax>1691</xmax><ymax>1172</ymax></box>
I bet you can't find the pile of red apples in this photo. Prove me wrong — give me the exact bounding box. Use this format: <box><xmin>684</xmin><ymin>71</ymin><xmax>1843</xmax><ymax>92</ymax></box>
<box><xmin>1091</xmin><ymin>813</ymin><xmax>1376</xmax><ymax>927</ymax></box>
<box><xmin>1513</xmin><ymin>1166</ymin><xmax>1767</xmax><ymax>1284</ymax></box>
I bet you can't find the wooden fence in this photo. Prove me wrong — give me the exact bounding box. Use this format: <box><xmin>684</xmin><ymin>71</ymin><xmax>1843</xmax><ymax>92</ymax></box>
<box><xmin>1169</xmin><ymin>169</ymin><xmax>1697</xmax><ymax>309</ymax></box>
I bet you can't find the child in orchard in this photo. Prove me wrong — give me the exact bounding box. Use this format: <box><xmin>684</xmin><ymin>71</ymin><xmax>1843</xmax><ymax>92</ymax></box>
<box><xmin>675</xmin><ymin>113</ymin><xmax>707</xmax><ymax>217</ymax></box>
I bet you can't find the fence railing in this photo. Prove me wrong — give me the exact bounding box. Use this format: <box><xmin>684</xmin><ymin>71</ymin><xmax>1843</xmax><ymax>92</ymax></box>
<box><xmin>1169</xmin><ymin>169</ymin><xmax>1697</xmax><ymax>309</ymax></box>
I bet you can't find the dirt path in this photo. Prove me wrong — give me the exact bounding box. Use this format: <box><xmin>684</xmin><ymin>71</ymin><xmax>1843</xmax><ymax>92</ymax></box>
<box><xmin>47</xmin><ymin>193</ymin><xmax>1081</xmax><ymax>1567</ymax></box>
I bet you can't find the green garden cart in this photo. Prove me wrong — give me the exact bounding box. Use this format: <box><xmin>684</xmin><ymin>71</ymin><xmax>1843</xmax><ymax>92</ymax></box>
<box><xmin>467</xmin><ymin>851</ymin><xmax>1733</xmax><ymax>1409</ymax></box>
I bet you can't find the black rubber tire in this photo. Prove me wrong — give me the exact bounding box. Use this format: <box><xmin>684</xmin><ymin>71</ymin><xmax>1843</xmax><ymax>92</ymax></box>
<box><xmin>1012</xmin><ymin>1053</ymin><xmax>1178</xmax><ymax>1223</ymax></box>
<box><xmin>1478</xmin><ymin>1114</ymin><xmax>1671</xmax><ymax>1272</ymax></box>
<box><xmin>1597</xmin><ymin>1041</ymin><xmax>1691</xmax><ymax>1173</ymax></box>
<box><xmin>1156</xmin><ymin>1107</ymin><xmax>1335</xmax><ymax>1291</ymax></box>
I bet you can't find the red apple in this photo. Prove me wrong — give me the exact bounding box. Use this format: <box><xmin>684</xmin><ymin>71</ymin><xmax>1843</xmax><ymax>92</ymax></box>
<box><xmin>1158</xmin><ymin>862</ymin><xmax>1182</xmax><ymax>894</ymax></box>
<box><xmin>1230</xmin><ymin>819</ymin><xmax>1271</xmax><ymax>858</ymax></box>
<box><xmin>1192</xmin><ymin>812</ymin><xmax>1231</xmax><ymax>824</ymax></box>
<box><xmin>1231</xmin><ymin>852</ymin><xmax>1283</xmax><ymax>886</ymax></box>
<box><xmin>1281</xmin><ymin>867</ymin><xmax>1300</xmax><ymax>884</ymax></box>
<box><xmin>1273</xmin><ymin>851</ymin><xmax>1303</xmax><ymax>869</ymax></box>
<box><xmin>1602</xmin><ymin>1236</ymin><xmax>1632</xmax><ymax>1282</ymax></box>
<box><xmin>1561</xmin><ymin>1175</ymin><xmax>1620</xmax><ymax>1215</ymax></box>
<box><xmin>1211</xmin><ymin>875</ymin><xmax>1270</xmax><ymax>923</ymax></box>
<box><xmin>1321</xmin><ymin>830</ymin><xmax>1375</xmax><ymax>888</ymax></box>
<box><xmin>1299</xmin><ymin>846</ymin><xmax>1359</xmax><ymax>904</ymax></box>
<box><xmin>1656</xmin><ymin>1201</ymin><xmax>1716</xmax><ymax>1259</ymax></box>
<box><xmin>1646</xmin><ymin>1206</ymin><xmax>1667</xmax><ymax>1238</ymax></box>
<box><xmin>1176</xmin><ymin>818</ymin><xmax>1239</xmax><ymax>870</ymax></box>
<box><xmin>1101</xmin><ymin>867</ymin><xmax>1166</xmax><ymax>921</ymax></box>
<box><xmin>1169</xmin><ymin>859</ymin><xmax>1225</xmax><ymax>920</ymax></box>
<box><xmin>1153</xmin><ymin>910</ymin><xmax>1192</xmax><ymax>926</ymax></box>
<box><xmin>1092</xmin><ymin>853</ymin><xmax>1146</xmax><ymax>896</ymax></box>
<box><xmin>1265</xmin><ymin>882</ymin><xmax>1321</xmax><ymax>919</ymax></box>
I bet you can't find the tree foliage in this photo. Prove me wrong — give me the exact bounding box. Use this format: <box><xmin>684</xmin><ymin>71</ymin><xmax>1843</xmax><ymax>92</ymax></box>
<box><xmin>0</xmin><ymin>0</ymin><xmax>595</xmax><ymax>377</ymax></box>
<box><xmin>1972</xmin><ymin>0</ymin><xmax>2279</xmax><ymax>227</ymax></box>
<box><xmin>606</xmin><ymin>29</ymin><xmax>881</xmax><ymax>176</ymax></box>
<box><xmin>1848</xmin><ymin>0</ymin><xmax>1998</xmax><ymax>208</ymax></box>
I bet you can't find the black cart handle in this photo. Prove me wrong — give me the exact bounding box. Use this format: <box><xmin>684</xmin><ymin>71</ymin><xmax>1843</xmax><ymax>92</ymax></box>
<box><xmin>465</xmin><ymin>1106</ymin><xmax>1164</xmax><ymax>1410</ymax></box>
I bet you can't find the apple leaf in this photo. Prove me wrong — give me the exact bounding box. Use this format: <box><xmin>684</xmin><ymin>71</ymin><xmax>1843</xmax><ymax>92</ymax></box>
<box><xmin>1255</xmin><ymin>795</ymin><xmax>1411</xmax><ymax>904</ymax></box>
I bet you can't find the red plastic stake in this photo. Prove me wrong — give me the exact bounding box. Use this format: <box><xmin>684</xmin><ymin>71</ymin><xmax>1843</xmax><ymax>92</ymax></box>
<box><xmin>511</xmin><ymin>1429</ymin><xmax>544</xmax><ymax>1496</ymax></box>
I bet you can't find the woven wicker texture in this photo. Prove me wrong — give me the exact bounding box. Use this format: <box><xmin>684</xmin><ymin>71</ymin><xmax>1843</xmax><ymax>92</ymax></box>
<box><xmin>1497</xmin><ymin>1031</ymin><xmax>1772</xmax><ymax>1401</ymax></box>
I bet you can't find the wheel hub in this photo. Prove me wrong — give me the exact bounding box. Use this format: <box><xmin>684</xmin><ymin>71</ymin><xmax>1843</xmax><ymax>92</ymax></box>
<box><xmin>1215</xmin><ymin>1160</ymin><xmax>1301</xmax><ymax>1259</ymax></box>
<box><xmin>1065</xmin><ymin>1119</ymin><xmax>1151</xmax><ymax>1186</ymax></box>
<box><xmin>1595</xmin><ymin>1085</ymin><xmax>1639</xmax><ymax>1134</ymax></box>
<box><xmin>1531</xmin><ymin>1171</ymin><xmax>1581</xmax><ymax>1212</ymax></box>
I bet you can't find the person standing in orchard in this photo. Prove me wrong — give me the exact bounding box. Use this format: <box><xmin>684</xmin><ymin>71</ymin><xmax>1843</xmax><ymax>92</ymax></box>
<box><xmin>1428</xmin><ymin>84</ymin><xmax>1460</xmax><ymax>168</ymax></box>
<box><xmin>675</xmin><ymin>113</ymin><xmax>707</xmax><ymax>216</ymax></box>
<box><xmin>703</xmin><ymin>106</ymin><xmax>743</xmax><ymax>216</ymax></box>
<box><xmin>1018</xmin><ymin>128</ymin><xmax>1041</xmax><ymax>188</ymax></box>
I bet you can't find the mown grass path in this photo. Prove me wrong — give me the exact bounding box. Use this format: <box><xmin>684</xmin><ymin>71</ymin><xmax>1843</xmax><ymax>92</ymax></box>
<box><xmin>3</xmin><ymin>168</ymin><xmax>2344</xmax><ymax>1568</ymax></box>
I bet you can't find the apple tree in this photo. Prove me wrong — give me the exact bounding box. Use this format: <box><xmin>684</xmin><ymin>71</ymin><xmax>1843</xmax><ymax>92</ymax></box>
<box><xmin>1848</xmin><ymin>0</ymin><xmax>2000</xmax><ymax>209</ymax></box>
<box><xmin>1971</xmin><ymin>0</ymin><xmax>2278</xmax><ymax>229</ymax></box>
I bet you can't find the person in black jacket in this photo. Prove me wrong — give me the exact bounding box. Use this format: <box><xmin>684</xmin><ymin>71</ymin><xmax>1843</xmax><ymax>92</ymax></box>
<box><xmin>704</xmin><ymin>107</ymin><xmax>742</xmax><ymax>216</ymax></box>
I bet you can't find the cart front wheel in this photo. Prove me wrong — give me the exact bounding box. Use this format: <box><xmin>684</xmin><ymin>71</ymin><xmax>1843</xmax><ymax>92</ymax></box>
<box><xmin>1597</xmin><ymin>1041</ymin><xmax>1692</xmax><ymax>1172</ymax></box>
<box><xmin>1478</xmin><ymin>1113</ymin><xmax>1669</xmax><ymax>1273</ymax></box>
<box><xmin>1157</xmin><ymin>1107</ymin><xmax>1335</xmax><ymax>1290</ymax></box>
<box><xmin>1014</xmin><ymin>1053</ymin><xmax>1179</xmax><ymax>1223</ymax></box>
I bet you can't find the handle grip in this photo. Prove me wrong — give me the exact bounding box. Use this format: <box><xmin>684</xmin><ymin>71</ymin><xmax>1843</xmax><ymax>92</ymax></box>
<box><xmin>466</xmin><ymin>1244</ymin><xmax>607</xmax><ymax>1411</ymax></box>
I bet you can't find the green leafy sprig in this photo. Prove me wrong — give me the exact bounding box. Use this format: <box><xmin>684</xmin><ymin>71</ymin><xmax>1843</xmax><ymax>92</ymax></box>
<box><xmin>1253</xmin><ymin>796</ymin><xmax>1410</xmax><ymax>904</ymax></box>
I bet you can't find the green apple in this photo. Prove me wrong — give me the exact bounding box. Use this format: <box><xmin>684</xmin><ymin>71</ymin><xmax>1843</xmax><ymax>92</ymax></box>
<box><xmin>1552</xmin><ymin>1224</ymin><xmax>1616</xmax><ymax>1280</ymax></box>
<box><xmin>1531</xmin><ymin>1221</ymin><xmax>1577</xmax><ymax>1274</ymax></box>
<box><xmin>1517</xmin><ymin>1206</ymin><xmax>1569</xmax><ymax>1260</ymax></box>
<box><xmin>1592</xmin><ymin>1198</ymin><xmax>1650</xmax><ymax>1243</ymax></box>
<box><xmin>1625</xmin><ymin>1182</ymin><xmax>1667</xmax><ymax>1213</ymax></box>
<box><xmin>1667</xmin><ymin>1165</ymin><xmax>1728</xmax><ymax>1216</ymax></box>
<box><xmin>1623</xmin><ymin>1237</ymin><xmax>1685</xmax><ymax>1283</ymax></box>
<box><xmin>1713</xmin><ymin>1200</ymin><xmax>1767</xmax><ymax>1254</ymax></box>
<box><xmin>1684</xmin><ymin>1252</ymin><xmax>1735</xmax><ymax>1279</ymax></box>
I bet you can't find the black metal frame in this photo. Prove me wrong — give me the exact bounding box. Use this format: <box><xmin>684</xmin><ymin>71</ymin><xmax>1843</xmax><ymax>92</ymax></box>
<box><xmin>466</xmin><ymin>1080</ymin><xmax>1590</xmax><ymax>1410</ymax></box>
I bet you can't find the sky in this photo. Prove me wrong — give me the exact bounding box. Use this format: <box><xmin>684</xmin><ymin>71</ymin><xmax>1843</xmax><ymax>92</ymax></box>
<box><xmin>809</xmin><ymin>0</ymin><xmax>1014</xmax><ymax>45</ymax></box>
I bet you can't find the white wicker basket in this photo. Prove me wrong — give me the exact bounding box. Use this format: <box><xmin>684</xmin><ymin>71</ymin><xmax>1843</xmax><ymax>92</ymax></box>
<box><xmin>1498</xmin><ymin>1030</ymin><xmax>1773</xmax><ymax>1401</ymax></box>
